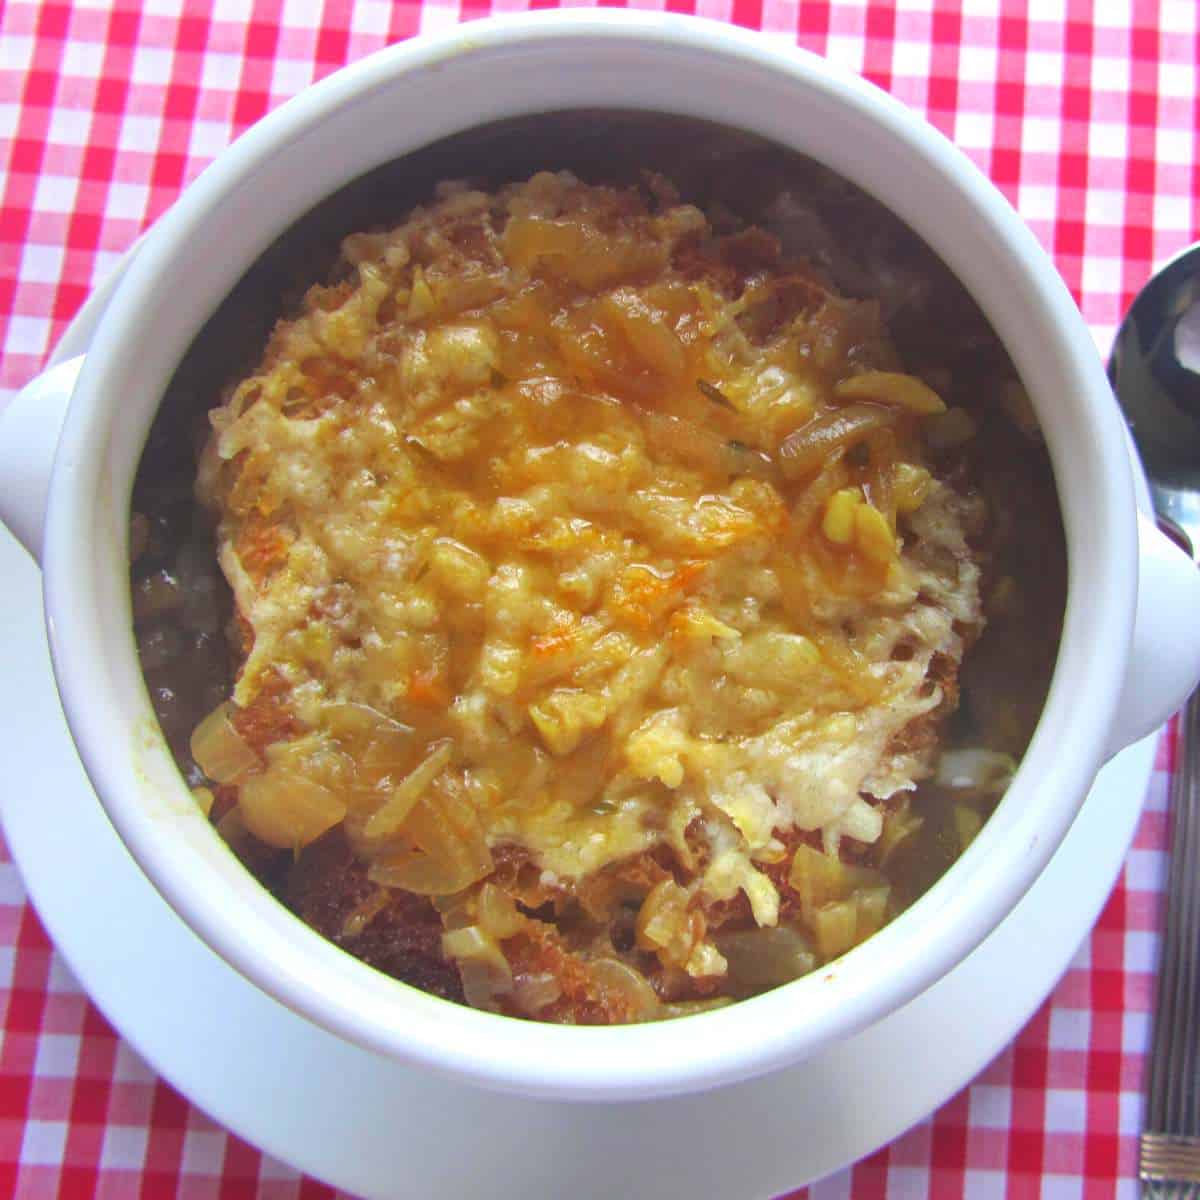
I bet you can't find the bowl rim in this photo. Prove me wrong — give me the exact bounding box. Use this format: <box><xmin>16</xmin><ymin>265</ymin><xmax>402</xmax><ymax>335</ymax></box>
<box><xmin>42</xmin><ymin>10</ymin><xmax>1135</xmax><ymax>1100</ymax></box>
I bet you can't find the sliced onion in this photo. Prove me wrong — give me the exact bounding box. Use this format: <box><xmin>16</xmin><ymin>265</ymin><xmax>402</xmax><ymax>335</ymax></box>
<box><xmin>640</xmin><ymin>409</ymin><xmax>728</xmax><ymax>475</ymax></box>
<box><xmin>639</xmin><ymin>408</ymin><xmax>776</xmax><ymax>482</ymax></box>
<box><xmin>190</xmin><ymin>702</ymin><xmax>258</xmax><ymax>784</ymax></box>
<box><xmin>511</xmin><ymin>971</ymin><xmax>563</xmax><ymax>1016</ymax></box>
<box><xmin>877</xmin><ymin>799</ymin><xmax>924</xmax><ymax>865</ymax></box>
<box><xmin>923</xmin><ymin>406</ymin><xmax>977</xmax><ymax>450</ymax></box>
<box><xmin>789</xmin><ymin>843</ymin><xmax>885</xmax><ymax>918</ymax></box>
<box><xmin>368</xmin><ymin>848</ymin><xmax>479</xmax><ymax>896</ymax></box>
<box><xmin>442</xmin><ymin>924</ymin><xmax>510</xmax><ymax>972</ymax></box>
<box><xmin>853</xmin><ymin>885</ymin><xmax>891</xmax><ymax>940</ymax></box>
<box><xmin>417</xmin><ymin>787</ymin><xmax>492</xmax><ymax>879</ymax></box>
<box><xmin>458</xmin><ymin>962</ymin><xmax>508</xmax><ymax>1012</ymax></box>
<box><xmin>323</xmin><ymin>701</ymin><xmax>413</xmax><ymax>743</ymax></box>
<box><xmin>589</xmin><ymin>958</ymin><xmax>660</xmax><ymax>1021</ymax></box>
<box><xmin>366</xmin><ymin>790</ymin><xmax>492</xmax><ymax>896</ymax></box>
<box><xmin>713</xmin><ymin>925</ymin><xmax>817</xmax><ymax>995</ymax></box>
<box><xmin>441</xmin><ymin>907</ymin><xmax>476</xmax><ymax>936</ymax></box>
<box><xmin>777</xmin><ymin>404</ymin><xmax>895</xmax><ymax>479</ymax></box>
<box><xmin>238</xmin><ymin>767</ymin><xmax>347</xmax><ymax>850</ymax></box>
<box><xmin>787</xmin><ymin>843</ymin><xmax>843</xmax><ymax>915</ymax></box>
<box><xmin>476</xmin><ymin>882</ymin><xmax>527</xmax><ymax>940</ymax></box>
<box><xmin>811</xmin><ymin>899</ymin><xmax>858</xmax><ymax>960</ymax></box>
<box><xmin>339</xmin><ymin>888</ymin><xmax>391</xmax><ymax>939</ymax></box>
<box><xmin>603</xmin><ymin>288</ymin><xmax>686</xmax><ymax>378</ymax></box>
<box><xmin>441</xmin><ymin>925</ymin><xmax>513</xmax><ymax>1011</ymax></box>
<box><xmin>635</xmin><ymin>879</ymin><xmax>691</xmax><ymax>957</ymax></box>
<box><xmin>323</xmin><ymin>703</ymin><xmax>416</xmax><ymax>806</ymax></box>
<box><xmin>834</xmin><ymin>371</ymin><xmax>946</xmax><ymax>415</ymax></box>
<box><xmin>363</xmin><ymin>739</ymin><xmax>454</xmax><ymax>839</ymax></box>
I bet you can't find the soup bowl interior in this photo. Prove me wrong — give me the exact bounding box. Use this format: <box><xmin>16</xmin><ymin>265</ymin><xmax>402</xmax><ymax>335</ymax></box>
<box><xmin>43</xmin><ymin>13</ymin><xmax>1134</xmax><ymax>1101</ymax></box>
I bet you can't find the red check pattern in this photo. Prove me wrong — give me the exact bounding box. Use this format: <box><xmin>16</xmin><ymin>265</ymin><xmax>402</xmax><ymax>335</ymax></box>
<box><xmin>1</xmin><ymin>2</ymin><xmax>1197</xmax><ymax>1195</ymax></box>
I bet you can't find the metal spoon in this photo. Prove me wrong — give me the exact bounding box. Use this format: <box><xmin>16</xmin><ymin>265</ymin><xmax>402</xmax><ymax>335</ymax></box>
<box><xmin>1108</xmin><ymin>241</ymin><xmax>1200</xmax><ymax>1197</ymax></box>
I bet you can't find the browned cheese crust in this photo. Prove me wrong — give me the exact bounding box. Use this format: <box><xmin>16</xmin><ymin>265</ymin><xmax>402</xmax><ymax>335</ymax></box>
<box><xmin>190</xmin><ymin>172</ymin><xmax>991</xmax><ymax>1022</ymax></box>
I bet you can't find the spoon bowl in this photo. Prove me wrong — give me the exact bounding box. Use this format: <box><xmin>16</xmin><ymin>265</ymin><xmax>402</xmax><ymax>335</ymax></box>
<box><xmin>1109</xmin><ymin>240</ymin><xmax>1200</xmax><ymax>554</ymax></box>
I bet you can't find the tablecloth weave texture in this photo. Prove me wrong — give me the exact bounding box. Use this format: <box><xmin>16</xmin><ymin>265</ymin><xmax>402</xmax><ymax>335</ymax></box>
<box><xmin>2</xmin><ymin>1</ymin><xmax>1197</xmax><ymax>1196</ymax></box>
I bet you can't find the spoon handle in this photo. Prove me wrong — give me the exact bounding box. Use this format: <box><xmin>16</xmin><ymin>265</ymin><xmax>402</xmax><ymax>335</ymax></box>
<box><xmin>1140</xmin><ymin>690</ymin><xmax>1200</xmax><ymax>1196</ymax></box>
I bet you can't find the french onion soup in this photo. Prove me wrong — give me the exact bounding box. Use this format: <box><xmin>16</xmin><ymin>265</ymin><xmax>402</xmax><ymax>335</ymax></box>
<box><xmin>130</xmin><ymin>117</ymin><xmax>1064</xmax><ymax>1023</ymax></box>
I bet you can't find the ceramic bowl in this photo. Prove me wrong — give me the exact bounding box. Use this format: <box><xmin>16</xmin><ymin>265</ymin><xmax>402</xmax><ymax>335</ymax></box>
<box><xmin>3</xmin><ymin>12</ymin><xmax>1198</xmax><ymax>1101</ymax></box>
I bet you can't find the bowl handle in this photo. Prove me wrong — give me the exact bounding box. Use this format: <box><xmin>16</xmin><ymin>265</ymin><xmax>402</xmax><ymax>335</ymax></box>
<box><xmin>1106</xmin><ymin>511</ymin><xmax>1200</xmax><ymax>757</ymax></box>
<box><xmin>0</xmin><ymin>356</ymin><xmax>83</xmax><ymax>563</ymax></box>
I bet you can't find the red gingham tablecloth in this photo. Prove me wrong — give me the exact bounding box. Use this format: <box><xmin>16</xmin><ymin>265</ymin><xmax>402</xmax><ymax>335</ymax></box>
<box><xmin>1</xmin><ymin>2</ymin><xmax>1197</xmax><ymax>1196</ymax></box>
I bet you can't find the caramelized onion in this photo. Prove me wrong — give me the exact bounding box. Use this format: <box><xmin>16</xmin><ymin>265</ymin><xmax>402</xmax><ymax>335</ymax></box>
<box><xmin>441</xmin><ymin>925</ymin><xmax>513</xmax><ymax>1010</ymax></box>
<box><xmin>366</xmin><ymin>789</ymin><xmax>492</xmax><ymax>896</ymax></box>
<box><xmin>811</xmin><ymin>899</ymin><xmax>858</xmax><ymax>959</ymax></box>
<box><xmin>322</xmin><ymin>701</ymin><xmax>413</xmax><ymax>743</ymax></box>
<box><xmin>421</xmin><ymin>788</ymin><xmax>493</xmax><ymax>878</ymax></box>
<box><xmin>363</xmin><ymin>739</ymin><xmax>454</xmax><ymax>839</ymax></box>
<box><xmin>639</xmin><ymin>409</ymin><xmax>726</xmax><ymax>475</ymax></box>
<box><xmin>475</xmin><ymin>882</ymin><xmax>527</xmax><ymax>940</ymax></box>
<box><xmin>590</xmin><ymin>958</ymin><xmax>660</xmax><ymax>1021</ymax></box>
<box><xmin>877</xmin><ymin>797</ymin><xmax>924</xmax><ymax>865</ymax></box>
<box><xmin>635</xmin><ymin>879</ymin><xmax>691</xmax><ymax>964</ymax></box>
<box><xmin>442</xmin><ymin>924</ymin><xmax>510</xmax><ymax>972</ymax></box>
<box><xmin>713</xmin><ymin>926</ymin><xmax>817</xmax><ymax>995</ymax></box>
<box><xmin>238</xmin><ymin>767</ymin><xmax>347</xmax><ymax>850</ymax></box>
<box><xmin>339</xmin><ymin>888</ymin><xmax>391</xmax><ymax>939</ymax></box>
<box><xmin>511</xmin><ymin>971</ymin><xmax>563</xmax><ymax>1015</ymax></box>
<box><xmin>602</xmin><ymin>288</ymin><xmax>686</xmax><ymax>378</ymax></box>
<box><xmin>854</xmin><ymin>885</ymin><xmax>891</xmax><ymax>939</ymax></box>
<box><xmin>923</xmin><ymin>406</ymin><xmax>977</xmax><ymax>450</ymax></box>
<box><xmin>190</xmin><ymin>702</ymin><xmax>258</xmax><ymax>784</ymax></box>
<box><xmin>834</xmin><ymin>370</ymin><xmax>946</xmax><ymax>415</ymax></box>
<box><xmin>776</xmin><ymin>404</ymin><xmax>896</xmax><ymax>479</ymax></box>
<box><xmin>639</xmin><ymin>409</ymin><xmax>776</xmax><ymax>482</ymax></box>
<box><xmin>456</xmin><ymin>962</ymin><xmax>503</xmax><ymax>1011</ymax></box>
<box><xmin>368</xmin><ymin>845</ymin><xmax>484</xmax><ymax>897</ymax></box>
<box><xmin>788</xmin><ymin>843</ymin><xmax>886</xmax><ymax>918</ymax></box>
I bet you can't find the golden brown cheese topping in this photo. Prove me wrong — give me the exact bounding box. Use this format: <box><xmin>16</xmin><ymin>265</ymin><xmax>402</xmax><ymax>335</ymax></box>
<box><xmin>194</xmin><ymin>172</ymin><xmax>985</xmax><ymax>1003</ymax></box>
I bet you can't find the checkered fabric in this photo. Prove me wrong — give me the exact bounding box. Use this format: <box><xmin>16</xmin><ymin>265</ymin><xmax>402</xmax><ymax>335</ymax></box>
<box><xmin>1</xmin><ymin>1</ymin><xmax>1196</xmax><ymax>1195</ymax></box>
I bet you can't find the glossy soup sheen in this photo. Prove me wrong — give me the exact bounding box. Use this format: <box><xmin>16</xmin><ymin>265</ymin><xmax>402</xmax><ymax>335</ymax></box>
<box><xmin>129</xmin><ymin>112</ymin><xmax>1066</xmax><ymax>1023</ymax></box>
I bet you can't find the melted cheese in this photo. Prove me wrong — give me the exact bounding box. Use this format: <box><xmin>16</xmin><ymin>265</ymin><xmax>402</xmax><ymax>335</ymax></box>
<box><xmin>198</xmin><ymin>172</ymin><xmax>984</xmax><ymax>952</ymax></box>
